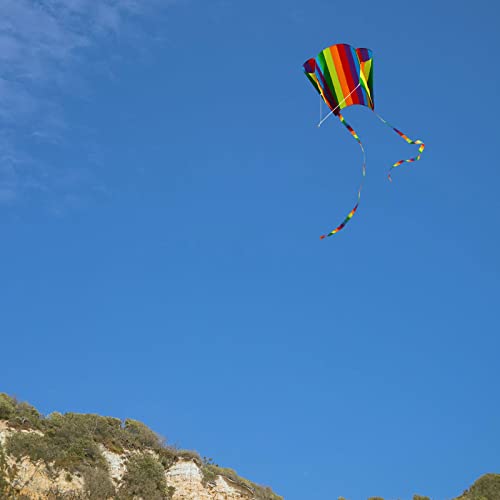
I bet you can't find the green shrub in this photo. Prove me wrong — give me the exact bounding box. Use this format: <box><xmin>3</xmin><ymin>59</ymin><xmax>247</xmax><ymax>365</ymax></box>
<box><xmin>201</xmin><ymin>464</ymin><xmax>218</xmax><ymax>485</ymax></box>
<box><xmin>455</xmin><ymin>473</ymin><xmax>500</xmax><ymax>499</ymax></box>
<box><xmin>414</xmin><ymin>495</ymin><xmax>431</xmax><ymax>500</ymax></box>
<box><xmin>123</xmin><ymin>419</ymin><xmax>163</xmax><ymax>450</ymax></box>
<box><xmin>0</xmin><ymin>394</ymin><xmax>16</xmax><ymax>420</ymax></box>
<box><xmin>0</xmin><ymin>394</ymin><xmax>43</xmax><ymax>430</ymax></box>
<box><xmin>81</xmin><ymin>466</ymin><xmax>116</xmax><ymax>499</ymax></box>
<box><xmin>51</xmin><ymin>413</ymin><xmax>125</xmax><ymax>455</ymax></box>
<box><xmin>6</xmin><ymin>432</ymin><xmax>52</xmax><ymax>463</ymax></box>
<box><xmin>157</xmin><ymin>446</ymin><xmax>179</xmax><ymax>470</ymax></box>
<box><xmin>12</xmin><ymin>402</ymin><xmax>43</xmax><ymax>429</ymax></box>
<box><xmin>6</xmin><ymin>418</ymin><xmax>106</xmax><ymax>474</ymax></box>
<box><xmin>118</xmin><ymin>454</ymin><xmax>170</xmax><ymax>500</ymax></box>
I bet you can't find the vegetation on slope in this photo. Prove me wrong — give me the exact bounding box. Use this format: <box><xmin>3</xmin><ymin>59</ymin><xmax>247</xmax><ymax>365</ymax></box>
<box><xmin>454</xmin><ymin>473</ymin><xmax>500</xmax><ymax>500</ymax></box>
<box><xmin>0</xmin><ymin>393</ymin><xmax>281</xmax><ymax>500</ymax></box>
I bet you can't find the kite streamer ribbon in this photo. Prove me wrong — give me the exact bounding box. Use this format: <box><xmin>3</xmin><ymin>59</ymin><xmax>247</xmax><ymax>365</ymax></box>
<box><xmin>374</xmin><ymin>112</ymin><xmax>425</xmax><ymax>181</ymax></box>
<box><xmin>319</xmin><ymin>111</ymin><xmax>425</xmax><ymax>239</ymax></box>
<box><xmin>320</xmin><ymin>112</ymin><xmax>365</xmax><ymax>239</ymax></box>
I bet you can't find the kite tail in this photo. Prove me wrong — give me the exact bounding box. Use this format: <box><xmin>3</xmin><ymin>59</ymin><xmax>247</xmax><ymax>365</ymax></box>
<box><xmin>374</xmin><ymin>112</ymin><xmax>425</xmax><ymax>182</ymax></box>
<box><xmin>320</xmin><ymin>112</ymin><xmax>365</xmax><ymax>240</ymax></box>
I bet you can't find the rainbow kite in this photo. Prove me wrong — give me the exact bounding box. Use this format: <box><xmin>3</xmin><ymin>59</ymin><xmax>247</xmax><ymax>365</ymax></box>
<box><xmin>303</xmin><ymin>43</ymin><xmax>425</xmax><ymax>239</ymax></box>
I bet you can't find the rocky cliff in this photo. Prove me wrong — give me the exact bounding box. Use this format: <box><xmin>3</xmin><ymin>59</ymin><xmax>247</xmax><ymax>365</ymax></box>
<box><xmin>0</xmin><ymin>394</ymin><xmax>281</xmax><ymax>500</ymax></box>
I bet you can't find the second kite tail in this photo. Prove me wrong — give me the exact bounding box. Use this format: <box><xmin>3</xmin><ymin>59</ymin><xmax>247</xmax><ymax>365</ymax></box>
<box><xmin>320</xmin><ymin>112</ymin><xmax>366</xmax><ymax>239</ymax></box>
<box><xmin>374</xmin><ymin>112</ymin><xmax>425</xmax><ymax>182</ymax></box>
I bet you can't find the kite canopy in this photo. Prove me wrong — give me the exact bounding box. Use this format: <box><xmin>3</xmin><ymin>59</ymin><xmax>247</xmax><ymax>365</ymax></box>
<box><xmin>303</xmin><ymin>43</ymin><xmax>374</xmax><ymax>115</ymax></box>
<box><xmin>302</xmin><ymin>43</ymin><xmax>425</xmax><ymax>239</ymax></box>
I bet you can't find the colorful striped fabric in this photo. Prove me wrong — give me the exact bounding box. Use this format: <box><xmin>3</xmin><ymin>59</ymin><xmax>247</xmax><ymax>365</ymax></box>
<box><xmin>304</xmin><ymin>44</ymin><xmax>374</xmax><ymax>115</ymax></box>
<box><xmin>303</xmin><ymin>43</ymin><xmax>425</xmax><ymax>239</ymax></box>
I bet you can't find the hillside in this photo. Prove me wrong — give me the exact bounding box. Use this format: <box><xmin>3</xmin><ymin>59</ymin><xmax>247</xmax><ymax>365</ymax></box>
<box><xmin>453</xmin><ymin>473</ymin><xmax>500</xmax><ymax>500</ymax></box>
<box><xmin>1</xmin><ymin>394</ymin><xmax>499</xmax><ymax>500</ymax></box>
<box><xmin>0</xmin><ymin>393</ymin><xmax>281</xmax><ymax>500</ymax></box>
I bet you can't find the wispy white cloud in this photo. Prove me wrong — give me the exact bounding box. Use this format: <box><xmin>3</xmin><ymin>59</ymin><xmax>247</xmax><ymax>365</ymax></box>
<box><xmin>0</xmin><ymin>0</ymin><xmax>168</xmax><ymax>207</ymax></box>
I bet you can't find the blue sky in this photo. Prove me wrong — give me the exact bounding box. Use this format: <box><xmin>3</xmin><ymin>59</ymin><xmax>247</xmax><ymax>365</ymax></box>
<box><xmin>1</xmin><ymin>1</ymin><xmax>499</xmax><ymax>499</ymax></box>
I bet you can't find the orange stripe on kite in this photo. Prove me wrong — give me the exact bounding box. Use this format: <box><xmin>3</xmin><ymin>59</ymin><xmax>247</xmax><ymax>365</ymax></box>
<box><xmin>330</xmin><ymin>45</ymin><xmax>354</xmax><ymax>108</ymax></box>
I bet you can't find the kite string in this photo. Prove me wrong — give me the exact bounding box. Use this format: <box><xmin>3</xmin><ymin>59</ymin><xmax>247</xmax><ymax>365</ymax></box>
<box><xmin>317</xmin><ymin>83</ymin><xmax>361</xmax><ymax>128</ymax></box>
<box><xmin>373</xmin><ymin>111</ymin><xmax>425</xmax><ymax>181</ymax></box>
<box><xmin>320</xmin><ymin>112</ymin><xmax>366</xmax><ymax>239</ymax></box>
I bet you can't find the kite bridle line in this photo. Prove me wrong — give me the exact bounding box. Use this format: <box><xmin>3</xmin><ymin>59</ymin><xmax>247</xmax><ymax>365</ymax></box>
<box><xmin>317</xmin><ymin>83</ymin><xmax>361</xmax><ymax>128</ymax></box>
